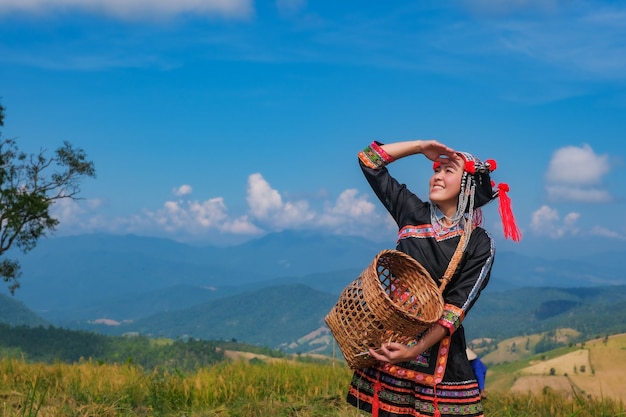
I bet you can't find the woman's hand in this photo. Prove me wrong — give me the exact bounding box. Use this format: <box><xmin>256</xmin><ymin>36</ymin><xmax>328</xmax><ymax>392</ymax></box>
<box><xmin>368</xmin><ymin>342</ymin><xmax>417</xmax><ymax>364</ymax></box>
<box><xmin>418</xmin><ymin>140</ymin><xmax>458</xmax><ymax>163</ymax></box>
<box><xmin>368</xmin><ymin>325</ymin><xmax>448</xmax><ymax>365</ymax></box>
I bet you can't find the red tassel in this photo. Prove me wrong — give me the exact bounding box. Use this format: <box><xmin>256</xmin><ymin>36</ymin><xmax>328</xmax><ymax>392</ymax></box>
<box><xmin>465</xmin><ymin>160</ymin><xmax>476</xmax><ymax>174</ymax></box>
<box><xmin>433</xmin><ymin>384</ymin><xmax>441</xmax><ymax>417</ymax></box>
<box><xmin>497</xmin><ymin>183</ymin><xmax>522</xmax><ymax>242</ymax></box>
<box><xmin>433</xmin><ymin>161</ymin><xmax>441</xmax><ymax>170</ymax></box>
<box><xmin>372</xmin><ymin>378</ymin><xmax>382</xmax><ymax>417</ymax></box>
<box><xmin>485</xmin><ymin>159</ymin><xmax>497</xmax><ymax>171</ymax></box>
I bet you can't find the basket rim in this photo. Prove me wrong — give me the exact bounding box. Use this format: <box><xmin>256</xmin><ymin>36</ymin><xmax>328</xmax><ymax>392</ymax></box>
<box><xmin>365</xmin><ymin>249</ymin><xmax>443</xmax><ymax>323</ymax></box>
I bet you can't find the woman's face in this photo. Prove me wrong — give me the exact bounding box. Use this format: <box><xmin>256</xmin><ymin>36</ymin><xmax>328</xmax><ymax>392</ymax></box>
<box><xmin>429</xmin><ymin>157</ymin><xmax>464</xmax><ymax>213</ymax></box>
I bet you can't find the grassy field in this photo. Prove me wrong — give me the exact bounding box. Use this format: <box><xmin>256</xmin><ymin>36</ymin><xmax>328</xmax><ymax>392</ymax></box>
<box><xmin>485</xmin><ymin>332</ymin><xmax>626</xmax><ymax>404</ymax></box>
<box><xmin>1</xmin><ymin>353</ymin><xmax>626</xmax><ymax>417</ymax></box>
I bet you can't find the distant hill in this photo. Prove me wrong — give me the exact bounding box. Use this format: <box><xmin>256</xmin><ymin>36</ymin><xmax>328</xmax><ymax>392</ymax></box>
<box><xmin>6</xmin><ymin>232</ymin><xmax>384</xmax><ymax>319</ymax></box>
<box><xmin>463</xmin><ymin>285</ymin><xmax>626</xmax><ymax>342</ymax></box>
<box><xmin>3</xmin><ymin>276</ymin><xmax>626</xmax><ymax>357</ymax></box>
<box><xmin>49</xmin><ymin>282</ymin><xmax>626</xmax><ymax>356</ymax></box>
<box><xmin>92</xmin><ymin>283</ymin><xmax>337</xmax><ymax>353</ymax></box>
<box><xmin>1</xmin><ymin>232</ymin><xmax>625</xmax><ymax>347</ymax></box>
<box><xmin>0</xmin><ymin>294</ymin><xmax>48</xmax><ymax>327</ymax></box>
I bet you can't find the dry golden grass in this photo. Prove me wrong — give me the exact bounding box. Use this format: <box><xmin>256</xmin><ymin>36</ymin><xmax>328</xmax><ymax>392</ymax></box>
<box><xmin>1</xmin><ymin>350</ymin><xmax>625</xmax><ymax>416</ymax></box>
<box><xmin>0</xmin><ymin>356</ymin><xmax>354</xmax><ymax>416</ymax></box>
<box><xmin>488</xmin><ymin>332</ymin><xmax>626</xmax><ymax>403</ymax></box>
<box><xmin>523</xmin><ymin>348</ymin><xmax>590</xmax><ymax>375</ymax></box>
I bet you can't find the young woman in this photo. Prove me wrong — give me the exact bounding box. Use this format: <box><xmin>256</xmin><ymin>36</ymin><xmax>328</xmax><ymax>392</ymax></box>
<box><xmin>347</xmin><ymin>140</ymin><xmax>520</xmax><ymax>417</ymax></box>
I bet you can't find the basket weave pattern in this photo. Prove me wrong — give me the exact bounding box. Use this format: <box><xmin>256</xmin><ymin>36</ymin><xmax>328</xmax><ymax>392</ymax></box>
<box><xmin>325</xmin><ymin>249</ymin><xmax>444</xmax><ymax>369</ymax></box>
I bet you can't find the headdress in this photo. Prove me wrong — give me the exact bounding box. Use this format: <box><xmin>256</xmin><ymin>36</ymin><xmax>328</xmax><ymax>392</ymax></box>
<box><xmin>433</xmin><ymin>152</ymin><xmax>521</xmax><ymax>243</ymax></box>
<box><xmin>466</xmin><ymin>348</ymin><xmax>478</xmax><ymax>361</ymax></box>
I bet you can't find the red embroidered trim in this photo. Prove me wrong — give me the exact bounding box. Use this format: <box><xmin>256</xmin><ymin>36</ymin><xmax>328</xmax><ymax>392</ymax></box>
<box><xmin>376</xmin><ymin>336</ymin><xmax>451</xmax><ymax>386</ymax></box>
<box><xmin>371</xmin><ymin>141</ymin><xmax>395</xmax><ymax>163</ymax></box>
<box><xmin>437</xmin><ymin>303</ymin><xmax>465</xmax><ymax>334</ymax></box>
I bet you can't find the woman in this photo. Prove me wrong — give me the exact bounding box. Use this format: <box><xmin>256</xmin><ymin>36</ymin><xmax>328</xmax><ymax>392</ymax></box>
<box><xmin>347</xmin><ymin>140</ymin><xmax>520</xmax><ymax>417</ymax></box>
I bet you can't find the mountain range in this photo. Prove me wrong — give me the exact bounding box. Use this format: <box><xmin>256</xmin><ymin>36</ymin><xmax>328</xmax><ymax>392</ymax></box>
<box><xmin>1</xmin><ymin>232</ymin><xmax>625</xmax><ymax>353</ymax></box>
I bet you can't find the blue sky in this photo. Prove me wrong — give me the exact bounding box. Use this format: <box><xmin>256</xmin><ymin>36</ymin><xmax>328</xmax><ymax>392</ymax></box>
<box><xmin>1</xmin><ymin>0</ymin><xmax>625</xmax><ymax>259</ymax></box>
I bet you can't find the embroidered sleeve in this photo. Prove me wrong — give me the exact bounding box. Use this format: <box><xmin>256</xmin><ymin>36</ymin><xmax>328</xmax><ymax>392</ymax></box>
<box><xmin>358</xmin><ymin>141</ymin><xmax>395</xmax><ymax>169</ymax></box>
<box><xmin>437</xmin><ymin>303</ymin><xmax>465</xmax><ymax>334</ymax></box>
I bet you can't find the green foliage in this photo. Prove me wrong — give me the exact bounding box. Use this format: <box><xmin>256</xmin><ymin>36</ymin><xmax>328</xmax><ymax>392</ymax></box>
<box><xmin>147</xmin><ymin>369</ymin><xmax>194</xmax><ymax>416</ymax></box>
<box><xmin>0</xmin><ymin>100</ymin><xmax>96</xmax><ymax>293</ymax></box>
<box><xmin>534</xmin><ymin>300</ymin><xmax>581</xmax><ymax>320</ymax></box>
<box><xmin>534</xmin><ymin>330</ymin><xmax>566</xmax><ymax>354</ymax></box>
<box><xmin>465</xmin><ymin>285</ymin><xmax>626</xmax><ymax>344</ymax></box>
<box><xmin>124</xmin><ymin>283</ymin><xmax>336</xmax><ymax>350</ymax></box>
<box><xmin>21</xmin><ymin>375</ymin><xmax>47</xmax><ymax>417</ymax></box>
<box><xmin>0</xmin><ymin>293</ymin><xmax>49</xmax><ymax>327</ymax></box>
<box><xmin>0</xmin><ymin>323</ymin><xmax>225</xmax><ymax>372</ymax></box>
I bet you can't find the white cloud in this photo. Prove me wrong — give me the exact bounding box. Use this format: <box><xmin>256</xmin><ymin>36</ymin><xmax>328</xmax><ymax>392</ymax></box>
<box><xmin>246</xmin><ymin>173</ymin><xmax>285</xmax><ymax>219</ymax></box>
<box><xmin>173</xmin><ymin>184</ymin><xmax>193</xmax><ymax>196</ymax></box>
<box><xmin>590</xmin><ymin>225</ymin><xmax>626</xmax><ymax>240</ymax></box>
<box><xmin>113</xmin><ymin>196</ymin><xmax>262</xmax><ymax>239</ymax></box>
<box><xmin>316</xmin><ymin>188</ymin><xmax>394</xmax><ymax>237</ymax></box>
<box><xmin>160</xmin><ymin>174</ymin><xmax>391</xmax><ymax>237</ymax></box>
<box><xmin>148</xmin><ymin>197</ymin><xmax>228</xmax><ymax>232</ymax></box>
<box><xmin>246</xmin><ymin>173</ymin><xmax>315</xmax><ymax>229</ymax></box>
<box><xmin>530</xmin><ymin>205</ymin><xmax>580</xmax><ymax>238</ymax></box>
<box><xmin>318</xmin><ymin>189</ymin><xmax>378</xmax><ymax>227</ymax></box>
<box><xmin>545</xmin><ymin>144</ymin><xmax>611</xmax><ymax>203</ymax></box>
<box><xmin>329</xmin><ymin>189</ymin><xmax>377</xmax><ymax>218</ymax></box>
<box><xmin>50</xmin><ymin>197</ymin><xmax>105</xmax><ymax>228</ymax></box>
<box><xmin>546</xmin><ymin>144</ymin><xmax>609</xmax><ymax>185</ymax></box>
<box><xmin>51</xmin><ymin>172</ymin><xmax>396</xmax><ymax>243</ymax></box>
<box><xmin>223</xmin><ymin>215</ymin><xmax>263</xmax><ymax>234</ymax></box>
<box><xmin>186</xmin><ymin>198</ymin><xmax>228</xmax><ymax>227</ymax></box>
<box><xmin>0</xmin><ymin>0</ymin><xmax>253</xmax><ymax>19</ymax></box>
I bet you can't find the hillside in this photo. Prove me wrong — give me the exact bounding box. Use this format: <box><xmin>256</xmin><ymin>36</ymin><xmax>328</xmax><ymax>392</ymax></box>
<box><xmin>4</xmin><ymin>232</ymin><xmax>626</xmax><ymax>328</ymax></box>
<box><xmin>485</xmin><ymin>332</ymin><xmax>626</xmax><ymax>403</ymax></box>
<box><xmin>0</xmin><ymin>293</ymin><xmax>48</xmax><ymax>327</ymax></box>
<box><xmin>60</xmin><ymin>283</ymin><xmax>626</xmax><ymax>356</ymax></box>
<box><xmin>463</xmin><ymin>285</ymin><xmax>626</xmax><ymax>342</ymax></box>
<box><xmin>1</xmin><ymin>232</ymin><xmax>626</xmax><ymax>357</ymax></box>
<box><xmin>6</xmin><ymin>233</ymin><xmax>383</xmax><ymax>319</ymax></box>
<box><xmin>94</xmin><ymin>283</ymin><xmax>338</xmax><ymax>352</ymax></box>
<box><xmin>5</xmin><ymin>275</ymin><xmax>626</xmax><ymax>357</ymax></box>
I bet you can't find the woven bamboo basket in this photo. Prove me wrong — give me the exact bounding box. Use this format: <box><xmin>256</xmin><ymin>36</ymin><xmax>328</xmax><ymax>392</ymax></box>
<box><xmin>325</xmin><ymin>249</ymin><xmax>444</xmax><ymax>369</ymax></box>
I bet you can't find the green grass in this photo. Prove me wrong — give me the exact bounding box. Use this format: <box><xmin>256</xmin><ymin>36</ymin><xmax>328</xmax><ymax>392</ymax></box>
<box><xmin>0</xmin><ymin>357</ymin><xmax>624</xmax><ymax>417</ymax></box>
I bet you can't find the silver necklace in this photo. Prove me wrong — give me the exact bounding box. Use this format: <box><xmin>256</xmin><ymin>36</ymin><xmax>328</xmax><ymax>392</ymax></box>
<box><xmin>430</xmin><ymin>203</ymin><xmax>463</xmax><ymax>229</ymax></box>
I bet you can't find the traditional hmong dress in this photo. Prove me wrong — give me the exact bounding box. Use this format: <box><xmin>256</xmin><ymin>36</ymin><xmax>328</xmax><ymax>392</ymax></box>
<box><xmin>347</xmin><ymin>142</ymin><xmax>495</xmax><ymax>417</ymax></box>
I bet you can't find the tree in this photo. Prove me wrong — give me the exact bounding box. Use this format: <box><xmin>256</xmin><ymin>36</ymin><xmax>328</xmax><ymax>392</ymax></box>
<box><xmin>0</xmin><ymin>101</ymin><xmax>96</xmax><ymax>293</ymax></box>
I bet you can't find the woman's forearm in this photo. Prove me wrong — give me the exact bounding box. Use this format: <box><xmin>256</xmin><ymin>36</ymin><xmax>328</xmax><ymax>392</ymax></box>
<box><xmin>379</xmin><ymin>140</ymin><xmax>458</xmax><ymax>163</ymax></box>
<box><xmin>407</xmin><ymin>323</ymin><xmax>449</xmax><ymax>359</ymax></box>
<box><xmin>379</xmin><ymin>141</ymin><xmax>425</xmax><ymax>160</ymax></box>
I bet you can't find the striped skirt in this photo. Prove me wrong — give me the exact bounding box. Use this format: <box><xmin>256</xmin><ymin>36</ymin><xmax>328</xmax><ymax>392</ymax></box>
<box><xmin>347</xmin><ymin>368</ymin><xmax>484</xmax><ymax>417</ymax></box>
